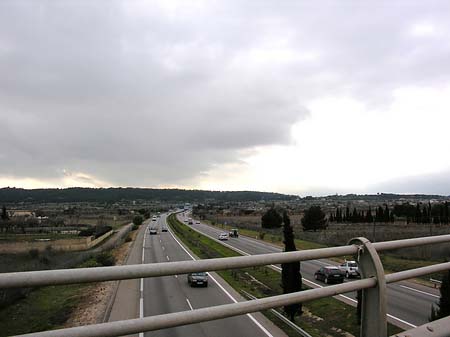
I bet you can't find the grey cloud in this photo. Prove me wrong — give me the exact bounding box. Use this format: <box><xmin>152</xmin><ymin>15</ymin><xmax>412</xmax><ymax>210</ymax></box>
<box><xmin>1</xmin><ymin>1</ymin><xmax>450</xmax><ymax>188</ymax></box>
<box><xmin>370</xmin><ymin>171</ymin><xmax>450</xmax><ymax>196</ymax></box>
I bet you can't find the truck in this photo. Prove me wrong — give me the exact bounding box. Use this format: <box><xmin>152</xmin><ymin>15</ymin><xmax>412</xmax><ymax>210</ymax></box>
<box><xmin>229</xmin><ymin>228</ymin><xmax>239</xmax><ymax>238</ymax></box>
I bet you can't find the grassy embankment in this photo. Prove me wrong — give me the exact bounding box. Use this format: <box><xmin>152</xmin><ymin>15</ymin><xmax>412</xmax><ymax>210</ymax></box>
<box><xmin>205</xmin><ymin>220</ymin><xmax>444</xmax><ymax>283</ymax></box>
<box><xmin>167</xmin><ymin>214</ymin><xmax>402</xmax><ymax>337</ymax></box>
<box><xmin>0</xmin><ymin>224</ymin><xmax>138</xmax><ymax>336</ymax></box>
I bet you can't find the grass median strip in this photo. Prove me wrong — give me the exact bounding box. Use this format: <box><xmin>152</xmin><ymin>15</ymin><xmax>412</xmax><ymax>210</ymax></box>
<box><xmin>168</xmin><ymin>214</ymin><xmax>402</xmax><ymax>337</ymax></box>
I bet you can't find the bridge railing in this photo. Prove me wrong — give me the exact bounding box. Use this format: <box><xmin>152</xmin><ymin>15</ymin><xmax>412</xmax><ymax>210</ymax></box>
<box><xmin>2</xmin><ymin>232</ymin><xmax>450</xmax><ymax>337</ymax></box>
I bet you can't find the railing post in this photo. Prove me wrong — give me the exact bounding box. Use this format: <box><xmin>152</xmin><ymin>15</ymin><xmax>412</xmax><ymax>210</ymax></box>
<box><xmin>349</xmin><ymin>237</ymin><xmax>387</xmax><ymax>337</ymax></box>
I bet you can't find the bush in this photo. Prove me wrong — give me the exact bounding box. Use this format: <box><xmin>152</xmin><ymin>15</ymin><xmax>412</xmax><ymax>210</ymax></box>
<box><xmin>94</xmin><ymin>225</ymin><xmax>112</xmax><ymax>239</ymax></box>
<box><xmin>259</xmin><ymin>232</ymin><xmax>266</xmax><ymax>240</ymax></box>
<box><xmin>125</xmin><ymin>235</ymin><xmax>132</xmax><ymax>242</ymax></box>
<box><xmin>133</xmin><ymin>215</ymin><xmax>144</xmax><ymax>227</ymax></box>
<box><xmin>28</xmin><ymin>249</ymin><xmax>39</xmax><ymax>259</ymax></box>
<box><xmin>78</xmin><ymin>258</ymin><xmax>101</xmax><ymax>268</ymax></box>
<box><xmin>132</xmin><ymin>224</ymin><xmax>139</xmax><ymax>231</ymax></box>
<box><xmin>95</xmin><ymin>252</ymin><xmax>115</xmax><ymax>266</ymax></box>
<box><xmin>78</xmin><ymin>227</ymin><xmax>95</xmax><ymax>237</ymax></box>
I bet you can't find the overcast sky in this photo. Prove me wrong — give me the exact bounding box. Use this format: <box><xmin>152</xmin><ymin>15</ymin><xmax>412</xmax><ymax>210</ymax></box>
<box><xmin>1</xmin><ymin>0</ymin><xmax>450</xmax><ymax>196</ymax></box>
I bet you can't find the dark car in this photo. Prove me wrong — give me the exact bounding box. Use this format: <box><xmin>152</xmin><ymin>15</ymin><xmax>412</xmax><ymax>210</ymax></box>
<box><xmin>187</xmin><ymin>272</ymin><xmax>208</xmax><ymax>287</ymax></box>
<box><xmin>161</xmin><ymin>226</ymin><xmax>168</xmax><ymax>232</ymax></box>
<box><xmin>314</xmin><ymin>266</ymin><xmax>344</xmax><ymax>284</ymax></box>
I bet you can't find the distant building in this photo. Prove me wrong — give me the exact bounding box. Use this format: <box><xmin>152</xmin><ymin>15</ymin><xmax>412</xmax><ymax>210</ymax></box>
<box><xmin>11</xmin><ymin>210</ymin><xmax>35</xmax><ymax>218</ymax></box>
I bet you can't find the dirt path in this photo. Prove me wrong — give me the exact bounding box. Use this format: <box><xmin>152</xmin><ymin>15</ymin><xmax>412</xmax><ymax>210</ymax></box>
<box><xmin>64</xmin><ymin>228</ymin><xmax>139</xmax><ymax>327</ymax></box>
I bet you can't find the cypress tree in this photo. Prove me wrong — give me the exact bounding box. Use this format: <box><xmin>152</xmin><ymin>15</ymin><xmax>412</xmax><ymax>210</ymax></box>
<box><xmin>445</xmin><ymin>202</ymin><xmax>449</xmax><ymax>224</ymax></box>
<box><xmin>281</xmin><ymin>212</ymin><xmax>302</xmax><ymax>321</ymax></box>
<box><xmin>415</xmin><ymin>203</ymin><xmax>422</xmax><ymax>223</ymax></box>
<box><xmin>1</xmin><ymin>205</ymin><xmax>8</xmax><ymax>220</ymax></box>
<box><xmin>430</xmin><ymin>270</ymin><xmax>450</xmax><ymax>321</ymax></box>
<box><xmin>384</xmin><ymin>205</ymin><xmax>390</xmax><ymax>222</ymax></box>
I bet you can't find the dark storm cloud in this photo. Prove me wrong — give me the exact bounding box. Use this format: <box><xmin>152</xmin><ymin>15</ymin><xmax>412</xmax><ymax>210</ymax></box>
<box><xmin>1</xmin><ymin>1</ymin><xmax>450</xmax><ymax>188</ymax></box>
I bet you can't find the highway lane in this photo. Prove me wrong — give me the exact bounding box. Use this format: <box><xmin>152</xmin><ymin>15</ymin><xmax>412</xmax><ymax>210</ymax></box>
<box><xmin>178</xmin><ymin>213</ymin><xmax>439</xmax><ymax>329</ymax></box>
<box><xmin>143</xmin><ymin>214</ymin><xmax>284</xmax><ymax>337</ymax></box>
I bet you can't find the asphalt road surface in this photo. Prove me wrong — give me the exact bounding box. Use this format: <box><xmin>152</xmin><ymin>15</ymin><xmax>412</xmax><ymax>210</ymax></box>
<box><xmin>178</xmin><ymin>213</ymin><xmax>441</xmax><ymax>330</ymax></box>
<box><xmin>142</xmin><ymin>214</ymin><xmax>285</xmax><ymax>337</ymax></box>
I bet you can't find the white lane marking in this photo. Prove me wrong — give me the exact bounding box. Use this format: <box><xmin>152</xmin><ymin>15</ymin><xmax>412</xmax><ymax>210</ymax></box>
<box><xmin>167</xmin><ymin>224</ymin><xmax>273</xmax><ymax>337</ymax></box>
<box><xmin>186</xmin><ymin>298</ymin><xmax>194</xmax><ymax>311</ymax></box>
<box><xmin>399</xmin><ymin>285</ymin><xmax>439</xmax><ymax>299</ymax></box>
<box><xmin>175</xmin><ymin>275</ymin><xmax>178</xmax><ymax>278</ymax></box>
<box><xmin>139</xmin><ymin>227</ymin><xmax>146</xmax><ymax>337</ymax></box>
<box><xmin>162</xmin><ymin>246</ymin><xmax>165</xmax><ymax>251</ymax></box>
<box><xmin>387</xmin><ymin>314</ymin><xmax>416</xmax><ymax>328</ymax></box>
<box><xmin>190</xmin><ymin>220</ymin><xmax>418</xmax><ymax>330</ymax></box>
<box><xmin>166</xmin><ymin>255</ymin><xmax>170</xmax><ymax>261</ymax></box>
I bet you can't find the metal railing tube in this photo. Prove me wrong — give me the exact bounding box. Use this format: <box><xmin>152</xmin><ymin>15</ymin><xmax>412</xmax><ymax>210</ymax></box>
<box><xmin>0</xmin><ymin>245</ymin><xmax>358</xmax><ymax>289</ymax></box>
<box><xmin>385</xmin><ymin>261</ymin><xmax>450</xmax><ymax>284</ymax></box>
<box><xmin>349</xmin><ymin>237</ymin><xmax>387</xmax><ymax>337</ymax></box>
<box><xmin>373</xmin><ymin>234</ymin><xmax>450</xmax><ymax>252</ymax></box>
<box><xmin>17</xmin><ymin>278</ymin><xmax>377</xmax><ymax>337</ymax></box>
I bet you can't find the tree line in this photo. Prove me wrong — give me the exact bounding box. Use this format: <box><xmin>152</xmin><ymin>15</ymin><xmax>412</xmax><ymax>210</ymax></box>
<box><xmin>329</xmin><ymin>202</ymin><xmax>450</xmax><ymax>224</ymax></box>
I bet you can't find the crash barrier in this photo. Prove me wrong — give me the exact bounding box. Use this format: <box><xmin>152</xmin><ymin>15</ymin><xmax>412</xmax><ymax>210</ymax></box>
<box><xmin>1</xmin><ymin>232</ymin><xmax>450</xmax><ymax>337</ymax></box>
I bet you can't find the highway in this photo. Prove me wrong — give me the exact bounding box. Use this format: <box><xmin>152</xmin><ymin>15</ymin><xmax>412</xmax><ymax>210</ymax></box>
<box><xmin>141</xmin><ymin>214</ymin><xmax>285</xmax><ymax>337</ymax></box>
<box><xmin>177</xmin><ymin>213</ymin><xmax>441</xmax><ymax>330</ymax></box>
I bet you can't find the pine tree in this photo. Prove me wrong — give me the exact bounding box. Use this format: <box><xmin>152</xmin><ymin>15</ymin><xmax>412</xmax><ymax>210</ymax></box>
<box><xmin>301</xmin><ymin>206</ymin><xmax>327</xmax><ymax>231</ymax></box>
<box><xmin>281</xmin><ymin>212</ymin><xmax>302</xmax><ymax>321</ymax></box>
<box><xmin>261</xmin><ymin>207</ymin><xmax>283</xmax><ymax>229</ymax></box>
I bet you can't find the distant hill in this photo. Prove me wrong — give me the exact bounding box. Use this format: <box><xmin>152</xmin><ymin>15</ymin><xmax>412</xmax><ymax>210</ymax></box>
<box><xmin>0</xmin><ymin>187</ymin><xmax>298</xmax><ymax>203</ymax></box>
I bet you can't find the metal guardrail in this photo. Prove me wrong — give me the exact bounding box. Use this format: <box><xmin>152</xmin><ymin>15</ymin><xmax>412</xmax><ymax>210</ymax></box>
<box><xmin>2</xmin><ymin>231</ymin><xmax>450</xmax><ymax>337</ymax></box>
<box><xmin>430</xmin><ymin>278</ymin><xmax>443</xmax><ymax>288</ymax></box>
<box><xmin>241</xmin><ymin>289</ymin><xmax>313</xmax><ymax>337</ymax></box>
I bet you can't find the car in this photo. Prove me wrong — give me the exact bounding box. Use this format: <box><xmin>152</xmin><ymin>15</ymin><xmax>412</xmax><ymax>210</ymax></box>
<box><xmin>218</xmin><ymin>232</ymin><xmax>228</xmax><ymax>240</ymax></box>
<box><xmin>161</xmin><ymin>226</ymin><xmax>168</xmax><ymax>232</ymax></box>
<box><xmin>187</xmin><ymin>272</ymin><xmax>208</xmax><ymax>287</ymax></box>
<box><xmin>339</xmin><ymin>260</ymin><xmax>360</xmax><ymax>278</ymax></box>
<box><xmin>196</xmin><ymin>221</ymin><xmax>200</xmax><ymax>224</ymax></box>
<box><xmin>229</xmin><ymin>228</ymin><xmax>239</xmax><ymax>238</ymax></box>
<box><xmin>314</xmin><ymin>266</ymin><xmax>344</xmax><ymax>284</ymax></box>
<box><xmin>149</xmin><ymin>228</ymin><xmax>157</xmax><ymax>235</ymax></box>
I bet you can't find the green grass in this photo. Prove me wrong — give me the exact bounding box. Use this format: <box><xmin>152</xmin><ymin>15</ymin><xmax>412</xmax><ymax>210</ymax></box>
<box><xmin>168</xmin><ymin>214</ymin><xmax>403</xmax><ymax>337</ymax></box>
<box><xmin>0</xmin><ymin>284</ymin><xmax>86</xmax><ymax>337</ymax></box>
<box><xmin>0</xmin><ymin>233</ymin><xmax>79</xmax><ymax>242</ymax></box>
<box><xmin>204</xmin><ymin>219</ymin><xmax>446</xmax><ymax>284</ymax></box>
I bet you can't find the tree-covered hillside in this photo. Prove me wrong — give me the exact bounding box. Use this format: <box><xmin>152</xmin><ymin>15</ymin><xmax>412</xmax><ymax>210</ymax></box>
<box><xmin>0</xmin><ymin>187</ymin><xmax>297</xmax><ymax>203</ymax></box>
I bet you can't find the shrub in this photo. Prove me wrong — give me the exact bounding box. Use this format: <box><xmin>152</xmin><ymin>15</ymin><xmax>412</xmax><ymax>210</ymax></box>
<box><xmin>132</xmin><ymin>224</ymin><xmax>139</xmax><ymax>231</ymax></box>
<box><xmin>95</xmin><ymin>251</ymin><xmax>115</xmax><ymax>266</ymax></box>
<box><xmin>78</xmin><ymin>258</ymin><xmax>101</xmax><ymax>268</ymax></box>
<box><xmin>125</xmin><ymin>235</ymin><xmax>132</xmax><ymax>242</ymax></box>
<box><xmin>28</xmin><ymin>249</ymin><xmax>39</xmax><ymax>259</ymax></box>
<box><xmin>133</xmin><ymin>215</ymin><xmax>144</xmax><ymax>227</ymax></box>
